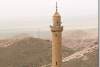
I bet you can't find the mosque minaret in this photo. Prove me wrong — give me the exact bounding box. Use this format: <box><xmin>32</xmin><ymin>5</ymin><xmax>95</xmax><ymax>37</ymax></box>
<box><xmin>50</xmin><ymin>2</ymin><xmax>63</xmax><ymax>67</ymax></box>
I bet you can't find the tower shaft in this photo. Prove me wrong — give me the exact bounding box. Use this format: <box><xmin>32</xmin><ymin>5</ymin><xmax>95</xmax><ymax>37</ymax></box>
<box><xmin>51</xmin><ymin>27</ymin><xmax>63</xmax><ymax>67</ymax></box>
<box><xmin>50</xmin><ymin>2</ymin><xmax>63</xmax><ymax>67</ymax></box>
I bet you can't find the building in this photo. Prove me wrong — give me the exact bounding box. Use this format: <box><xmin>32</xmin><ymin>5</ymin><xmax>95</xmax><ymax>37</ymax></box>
<box><xmin>50</xmin><ymin>2</ymin><xmax>63</xmax><ymax>67</ymax></box>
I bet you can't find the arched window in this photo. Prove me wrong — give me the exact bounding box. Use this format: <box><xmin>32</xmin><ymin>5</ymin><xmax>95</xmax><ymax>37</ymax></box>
<box><xmin>56</xmin><ymin>21</ymin><xmax>59</xmax><ymax>26</ymax></box>
<box><xmin>55</xmin><ymin>33</ymin><xmax>57</xmax><ymax>37</ymax></box>
<box><xmin>56</xmin><ymin>61</ymin><xmax>58</xmax><ymax>65</ymax></box>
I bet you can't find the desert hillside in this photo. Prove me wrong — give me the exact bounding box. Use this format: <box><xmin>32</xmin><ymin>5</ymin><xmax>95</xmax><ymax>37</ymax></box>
<box><xmin>0</xmin><ymin>37</ymin><xmax>74</xmax><ymax>67</ymax></box>
<box><xmin>0</xmin><ymin>28</ymin><xmax>98</xmax><ymax>67</ymax></box>
<box><xmin>62</xmin><ymin>48</ymin><xmax>98</xmax><ymax>67</ymax></box>
<box><xmin>62</xmin><ymin>29</ymin><xmax>98</xmax><ymax>50</ymax></box>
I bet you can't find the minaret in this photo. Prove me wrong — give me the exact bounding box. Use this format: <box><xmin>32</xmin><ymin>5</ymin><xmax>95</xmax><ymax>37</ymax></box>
<box><xmin>50</xmin><ymin>2</ymin><xmax>63</xmax><ymax>67</ymax></box>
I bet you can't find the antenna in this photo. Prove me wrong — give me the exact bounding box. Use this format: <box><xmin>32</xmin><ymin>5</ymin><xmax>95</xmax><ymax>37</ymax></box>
<box><xmin>56</xmin><ymin>1</ymin><xmax>58</xmax><ymax>12</ymax></box>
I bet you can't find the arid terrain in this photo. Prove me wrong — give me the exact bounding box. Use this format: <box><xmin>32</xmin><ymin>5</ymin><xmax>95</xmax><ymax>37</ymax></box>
<box><xmin>0</xmin><ymin>28</ymin><xmax>98</xmax><ymax>67</ymax></box>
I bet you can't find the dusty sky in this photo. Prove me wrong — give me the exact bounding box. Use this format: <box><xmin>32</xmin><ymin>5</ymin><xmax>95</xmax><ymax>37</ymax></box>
<box><xmin>0</xmin><ymin>0</ymin><xmax>98</xmax><ymax>31</ymax></box>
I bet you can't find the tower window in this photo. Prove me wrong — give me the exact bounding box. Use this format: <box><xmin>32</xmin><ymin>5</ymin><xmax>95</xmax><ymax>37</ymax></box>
<box><xmin>56</xmin><ymin>61</ymin><xmax>58</xmax><ymax>65</ymax></box>
<box><xmin>57</xmin><ymin>21</ymin><xmax>58</xmax><ymax>25</ymax></box>
<box><xmin>55</xmin><ymin>33</ymin><xmax>57</xmax><ymax>37</ymax></box>
<box><xmin>56</xmin><ymin>21</ymin><xmax>59</xmax><ymax>26</ymax></box>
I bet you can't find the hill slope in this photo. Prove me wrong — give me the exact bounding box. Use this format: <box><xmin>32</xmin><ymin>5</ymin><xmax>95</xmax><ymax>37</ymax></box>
<box><xmin>62</xmin><ymin>48</ymin><xmax>98</xmax><ymax>67</ymax></box>
<box><xmin>0</xmin><ymin>37</ymin><xmax>74</xmax><ymax>67</ymax></box>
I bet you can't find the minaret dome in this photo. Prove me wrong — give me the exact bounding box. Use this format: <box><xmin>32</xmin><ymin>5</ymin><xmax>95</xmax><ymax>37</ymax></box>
<box><xmin>53</xmin><ymin>2</ymin><xmax>61</xmax><ymax>26</ymax></box>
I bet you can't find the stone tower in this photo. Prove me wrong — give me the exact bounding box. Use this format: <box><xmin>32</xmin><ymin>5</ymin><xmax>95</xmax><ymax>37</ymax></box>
<box><xmin>50</xmin><ymin>2</ymin><xmax>63</xmax><ymax>67</ymax></box>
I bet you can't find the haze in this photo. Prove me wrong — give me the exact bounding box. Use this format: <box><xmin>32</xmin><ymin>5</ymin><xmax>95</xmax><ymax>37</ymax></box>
<box><xmin>0</xmin><ymin>0</ymin><xmax>98</xmax><ymax>31</ymax></box>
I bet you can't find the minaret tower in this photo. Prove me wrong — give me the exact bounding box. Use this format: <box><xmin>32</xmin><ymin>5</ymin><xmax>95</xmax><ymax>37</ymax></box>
<box><xmin>50</xmin><ymin>2</ymin><xmax>63</xmax><ymax>67</ymax></box>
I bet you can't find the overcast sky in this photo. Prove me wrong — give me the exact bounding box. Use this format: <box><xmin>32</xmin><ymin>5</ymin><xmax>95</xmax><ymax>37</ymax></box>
<box><xmin>0</xmin><ymin>0</ymin><xmax>98</xmax><ymax>31</ymax></box>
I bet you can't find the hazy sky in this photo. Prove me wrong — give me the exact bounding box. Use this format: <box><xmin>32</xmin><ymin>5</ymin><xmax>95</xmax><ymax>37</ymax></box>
<box><xmin>0</xmin><ymin>0</ymin><xmax>98</xmax><ymax>30</ymax></box>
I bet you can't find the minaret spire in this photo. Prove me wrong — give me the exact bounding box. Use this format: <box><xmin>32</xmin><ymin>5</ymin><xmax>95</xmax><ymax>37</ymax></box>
<box><xmin>56</xmin><ymin>1</ymin><xmax>58</xmax><ymax>12</ymax></box>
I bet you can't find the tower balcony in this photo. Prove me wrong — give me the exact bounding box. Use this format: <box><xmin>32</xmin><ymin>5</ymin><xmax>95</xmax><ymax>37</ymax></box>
<box><xmin>50</xmin><ymin>25</ymin><xmax>63</xmax><ymax>32</ymax></box>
